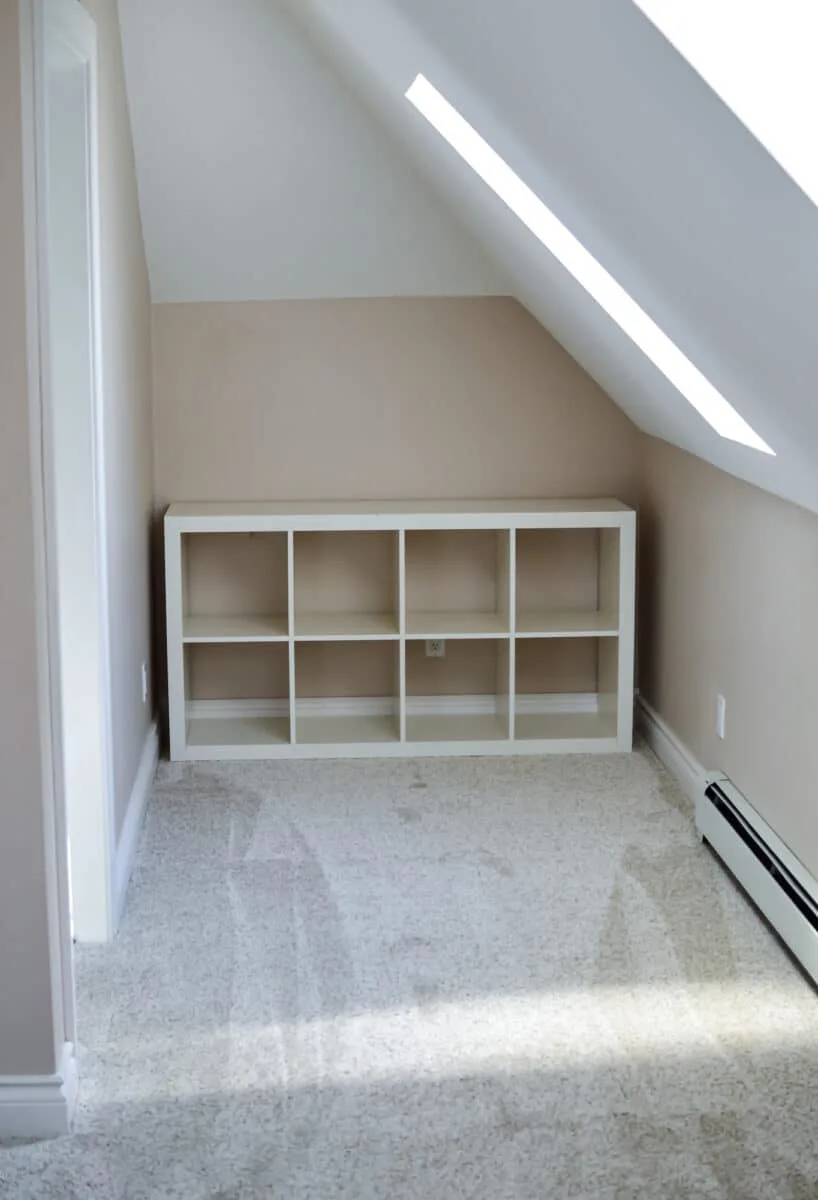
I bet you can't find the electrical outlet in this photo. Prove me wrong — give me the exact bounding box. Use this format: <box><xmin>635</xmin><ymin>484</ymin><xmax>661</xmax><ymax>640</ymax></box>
<box><xmin>141</xmin><ymin>662</ymin><xmax>149</xmax><ymax>704</ymax></box>
<box><xmin>425</xmin><ymin>639</ymin><xmax>445</xmax><ymax>658</ymax></box>
<box><xmin>716</xmin><ymin>694</ymin><xmax>726</xmax><ymax>740</ymax></box>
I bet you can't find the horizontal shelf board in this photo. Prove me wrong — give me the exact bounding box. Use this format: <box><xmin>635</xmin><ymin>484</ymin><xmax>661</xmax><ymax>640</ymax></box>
<box><xmin>514</xmin><ymin>710</ymin><xmax>618</xmax><ymax>741</ymax></box>
<box><xmin>183</xmin><ymin>614</ymin><xmax>289</xmax><ymax>642</ymax></box>
<box><xmin>182</xmin><ymin>739</ymin><xmax>619</xmax><ymax>760</ymax></box>
<box><xmin>167</xmin><ymin>498</ymin><xmax>634</xmax><ymax>528</ymax></box>
<box><xmin>187</xmin><ymin>715</ymin><xmax>291</xmax><ymax>748</ymax></box>
<box><xmin>515</xmin><ymin>610</ymin><xmax>619</xmax><ymax>637</ymax></box>
<box><xmin>405</xmin><ymin>611</ymin><xmax>509</xmax><ymax>638</ymax></box>
<box><xmin>182</xmin><ymin>695</ymin><xmax>617</xmax><ymax>754</ymax></box>
<box><xmin>294</xmin><ymin>613</ymin><xmax>399</xmax><ymax>640</ymax></box>
<box><xmin>296</xmin><ymin>714</ymin><xmax>399</xmax><ymax>744</ymax></box>
<box><xmin>406</xmin><ymin>713</ymin><xmax>509</xmax><ymax>742</ymax></box>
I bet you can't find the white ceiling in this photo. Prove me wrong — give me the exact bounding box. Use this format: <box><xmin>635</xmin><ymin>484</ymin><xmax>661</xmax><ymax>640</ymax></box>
<box><xmin>118</xmin><ymin>0</ymin><xmax>818</xmax><ymax>514</ymax></box>
<box><xmin>116</xmin><ymin>0</ymin><xmax>503</xmax><ymax>301</ymax></box>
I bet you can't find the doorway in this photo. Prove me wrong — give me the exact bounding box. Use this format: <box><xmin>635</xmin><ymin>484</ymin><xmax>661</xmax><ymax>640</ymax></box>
<box><xmin>36</xmin><ymin>0</ymin><xmax>115</xmax><ymax>949</ymax></box>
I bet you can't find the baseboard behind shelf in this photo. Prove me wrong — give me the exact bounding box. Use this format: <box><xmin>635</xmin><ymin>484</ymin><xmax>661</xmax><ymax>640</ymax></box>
<box><xmin>113</xmin><ymin>721</ymin><xmax>159</xmax><ymax>932</ymax></box>
<box><xmin>187</xmin><ymin>693</ymin><xmax>601</xmax><ymax>722</ymax></box>
<box><xmin>0</xmin><ymin>1042</ymin><xmax>77</xmax><ymax>1138</ymax></box>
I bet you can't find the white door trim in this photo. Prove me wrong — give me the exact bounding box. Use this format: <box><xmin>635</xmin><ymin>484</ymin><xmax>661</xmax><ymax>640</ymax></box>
<box><xmin>0</xmin><ymin>1043</ymin><xmax>78</xmax><ymax>1139</ymax></box>
<box><xmin>33</xmin><ymin>0</ymin><xmax>116</xmax><ymax>946</ymax></box>
<box><xmin>9</xmin><ymin>0</ymin><xmax>113</xmax><ymax>1133</ymax></box>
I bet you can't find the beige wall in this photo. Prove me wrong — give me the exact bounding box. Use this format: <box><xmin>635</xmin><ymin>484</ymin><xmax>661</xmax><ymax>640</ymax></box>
<box><xmin>0</xmin><ymin>0</ymin><xmax>61</xmax><ymax>1078</ymax></box>
<box><xmin>152</xmin><ymin>297</ymin><xmax>640</xmax><ymax>506</ymax></box>
<box><xmin>81</xmin><ymin>0</ymin><xmax>154</xmax><ymax>841</ymax></box>
<box><xmin>639</xmin><ymin>435</ymin><xmax>818</xmax><ymax>879</ymax></box>
<box><xmin>153</xmin><ymin>296</ymin><xmax>640</xmax><ymax>704</ymax></box>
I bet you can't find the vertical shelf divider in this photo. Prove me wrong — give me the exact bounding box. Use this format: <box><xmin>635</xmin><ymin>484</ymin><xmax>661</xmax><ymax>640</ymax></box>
<box><xmin>615</xmin><ymin>515</ymin><xmax>636</xmax><ymax>750</ymax></box>
<box><xmin>398</xmin><ymin>529</ymin><xmax>407</xmax><ymax>741</ymax></box>
<box><xmin>495</xmin><ymin>526</ymin><xmax>513</xmax><ymax>739</ymax></box>
<box><xmin>507</xmin><ymin>526</ymin><xmax>517</xmax><ymax>741</ymax></box>
<box><xmin>165</xmin><ymin>526</ymin><xmax>186</xmax><ymax>759</ymax></box>
<box><xmin>287</xmin><ymin>530</ymin><xmax>297</xmax><ymax>744</ymax></box>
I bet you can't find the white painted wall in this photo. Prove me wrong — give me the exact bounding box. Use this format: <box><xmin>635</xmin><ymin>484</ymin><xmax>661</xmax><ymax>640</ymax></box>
<box><xmin>116</xmin><ymin>0</ymin><xmax>504</xmax><ymax>301</ymax></box>
<box><xmin>80</xmin><ymin>0</ymin><xmax>155</xmax><ymax>848</ymax></box>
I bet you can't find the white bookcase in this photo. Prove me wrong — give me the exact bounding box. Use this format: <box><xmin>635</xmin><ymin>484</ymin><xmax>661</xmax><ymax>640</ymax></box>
<box><xmin>164</xmin><ymin>500</ymin><xmax>636</xmax><ymax>760</ymax></box>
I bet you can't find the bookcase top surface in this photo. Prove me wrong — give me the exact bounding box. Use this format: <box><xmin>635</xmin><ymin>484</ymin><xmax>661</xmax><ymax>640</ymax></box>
<box><xmin>166</xmin><ymin>498</ymin><xmax>633</xmax><ymax>523</ymax></box>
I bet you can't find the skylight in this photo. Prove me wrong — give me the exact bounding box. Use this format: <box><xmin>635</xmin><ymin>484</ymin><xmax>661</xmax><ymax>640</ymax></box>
<box><xmin>405</xmin><ymin>74</ymin><xmax>774</xmax><ymax>455</ymax></box>
<box><xmin>633</xmin><ymin>0</ymin><xmax>818</xmax><ymax>208</ymax></box>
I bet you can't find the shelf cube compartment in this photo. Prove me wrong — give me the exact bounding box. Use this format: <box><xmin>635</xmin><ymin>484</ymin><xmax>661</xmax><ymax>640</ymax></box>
<box><xmin>294</xmin><ymin>640</ymin><xmax>400</xmax><ymax>743</ymax></box>
<box><xmin>182</xmin><ymin>532</ymin><xmax>289</xmax><ymax>642</ymax></box>
<box><xmin>184</xmin><ymin>642</ymin><xmax>291</xmax><ymax>748</ymax></box>
<box><xmin>514</xmin><ymin>637</ymin><xmax>618</xmax><ymax>741</ymax></box>
<box><xmin>405</xmin><ymin>530</ymin><xmax>511</xmax><ymax>638</ymax></box>
<box><xmin>293</xmin><ymin>531</ymin><xmax>399</xmax><ymax>639</ymax></box>
<box><xmin>515</xmin><ymin>528</ymin><xmax>620</xmax><ymax>637</ymax></box>
<box><xmin>405</xmin><ymin>637</ymin><xmax>511</xmax><ymax>742</ymax></box>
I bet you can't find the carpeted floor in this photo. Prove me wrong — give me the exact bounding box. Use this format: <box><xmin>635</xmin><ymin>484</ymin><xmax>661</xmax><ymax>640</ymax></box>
<box><xmin>2</xmin><ymin>745</ymin><xmax>818</xmax><ymax>1198</ymax></box>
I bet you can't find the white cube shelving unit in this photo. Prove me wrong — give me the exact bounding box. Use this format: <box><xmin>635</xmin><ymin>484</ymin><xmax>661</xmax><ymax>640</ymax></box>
<box><xmin>165</xmin><ymin>499</ymin><xmax>636</xmax><ymax>760</ymax></box>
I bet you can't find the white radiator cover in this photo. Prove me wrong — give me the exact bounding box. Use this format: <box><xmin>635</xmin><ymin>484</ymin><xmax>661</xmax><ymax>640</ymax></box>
<box><xmin>697</xmin><ymin>774</ymin><xmax>818</xmax><ymax>987</ymax></box>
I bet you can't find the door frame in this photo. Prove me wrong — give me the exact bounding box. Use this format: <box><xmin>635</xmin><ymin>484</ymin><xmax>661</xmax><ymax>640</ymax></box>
<box><xmin>19</xmin><ymin>0</ymin><xmax>116</xmax><ymax>1048</ymax></box>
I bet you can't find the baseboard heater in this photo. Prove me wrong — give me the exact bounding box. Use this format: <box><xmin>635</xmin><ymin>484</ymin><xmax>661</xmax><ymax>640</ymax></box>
<box><xmin>697</xmin><ymin>774</ymin><xmax>818</xmax><ymax>987</ymax></box>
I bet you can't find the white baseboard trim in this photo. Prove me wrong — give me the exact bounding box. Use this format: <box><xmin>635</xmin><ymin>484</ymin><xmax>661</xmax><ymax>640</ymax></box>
<box><xmin>637</xmin><ymin>699</ymin><xmax>818</xmax><ymax>986</ymax></box>
<box><xmin>702</xmin><ymin>772</ymin><xmax>818</xmax><ymax>926</ymax></box>
<box><xmin>0</xmin><ymin>1042</ymin><xmax>77</xmax><ymax>1138</ymax></box>
<box><xmin>113</xmin><ymin>721</ymin><xmax>158</xmax><ymax>931</ymax></box>
<box><xmin>187</xmin><ymin>693</ymin><xmax>600</xmax><ymax>722</ymax></box>
<box><xmin>636</xmin><ymin>696</ymin><xmax>707</xmax><ymax>804</ymax></box>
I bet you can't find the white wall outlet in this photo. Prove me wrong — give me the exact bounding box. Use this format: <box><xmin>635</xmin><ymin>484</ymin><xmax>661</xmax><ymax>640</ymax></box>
<box><xmin>141</xmin><ymin>661</ymin><xmax>149</xmax><ymax>704</ymax></box>
<box><xmin>425</xmin><ymin>639</ymin><xmax>445</xmax><ymax>658</ymax></box>
<box><xmin>716</xmin><ymin>694</ymin><xmax>726</xmax><ymax>740</ymax></box>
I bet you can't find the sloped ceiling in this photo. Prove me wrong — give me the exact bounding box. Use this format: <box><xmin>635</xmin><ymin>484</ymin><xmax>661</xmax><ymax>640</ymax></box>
<box><xmin>118</xmin><ymin>0</ymin><xmax>818</xmax><ymax>514</ymax></box>
<box><xmin>115</xmin><ymin>0</ymin><xmax>504</xmax><ymax>300</ymax></box>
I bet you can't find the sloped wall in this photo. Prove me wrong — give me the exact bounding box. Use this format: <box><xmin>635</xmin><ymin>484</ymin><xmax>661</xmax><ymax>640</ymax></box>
<box><xmin>117</xmin><ymin>0</ymin><xmax>503</xmax><ymax>302</ymax></box>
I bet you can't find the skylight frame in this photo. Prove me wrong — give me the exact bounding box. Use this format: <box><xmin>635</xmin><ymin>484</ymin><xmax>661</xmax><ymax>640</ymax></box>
<box><xmin>405</xmin><ymin>74</ymin><xmax>774</xmax><ymax>456</ymax></box>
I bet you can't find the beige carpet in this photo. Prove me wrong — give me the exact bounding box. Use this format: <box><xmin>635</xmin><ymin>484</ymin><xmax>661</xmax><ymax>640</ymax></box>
<box><xmin>2</xmin><ymin>745</ymin><xmax>817</xmax><ymax>1198</ymax></box>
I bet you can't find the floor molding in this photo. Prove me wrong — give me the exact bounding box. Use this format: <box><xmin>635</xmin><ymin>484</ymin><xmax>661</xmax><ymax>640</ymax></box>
<box><xmin>0</xmin><ymin>1042</ymin><xmax>77</xmax><ymax>1138</ymax></box>
<box><xmin>114</xmin><ymin>721</ymin><xmax>158</xmax><ymax>931</ymax></box>
<box><xmin>636</xmin><ymin>696</ymin><xmax>707</xmax><ymax>804</ymax></box>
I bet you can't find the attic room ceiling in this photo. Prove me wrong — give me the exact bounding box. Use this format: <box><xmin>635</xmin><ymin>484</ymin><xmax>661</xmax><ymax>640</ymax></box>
<box><xmin>118</xmin><ymin>0</ymin><xmax>818</xmax><ymax>516</ymax></box>
<box><xmin>115</xmin><ymin>0</ymin><xmax>504</xmax><ymax>301</ymax></box>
